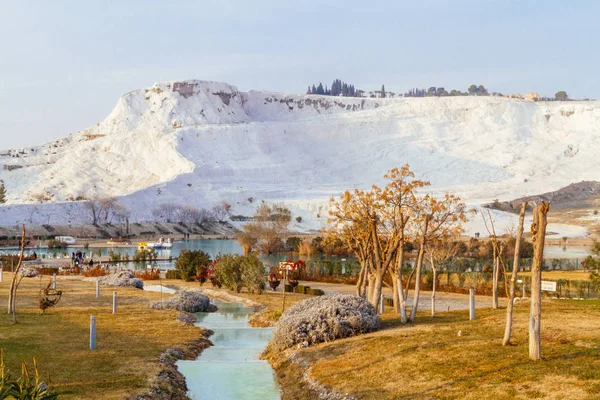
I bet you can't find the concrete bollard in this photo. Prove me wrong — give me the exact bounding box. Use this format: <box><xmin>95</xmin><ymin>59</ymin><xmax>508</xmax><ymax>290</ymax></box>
<box><xmin>469</xmin><ymin>288</ymin><xmax>475</xmax><ymax>321</ymax></box>
<box><xmin>90</xmin><ymin>316</ymin><xmax>97</xmax><ymax>350</ymax></box>
<box><xmin>112</xmin><ymin>291</ymin><xmax>117</xmax><ymax>314</ymax></box>
<box><xmin>96</xmin><ymin>280</ymin><xmax>100</xmax><ymax>298</ymax></box>
<box><xmin>379</xmin><ymin>293</ymin><xmax>385</xmax><ymax>314</ymax></box>
<box><xmin>52</xmin><ymin>273</ymin><xmax>57</xmax><ymax>289</ymax></box>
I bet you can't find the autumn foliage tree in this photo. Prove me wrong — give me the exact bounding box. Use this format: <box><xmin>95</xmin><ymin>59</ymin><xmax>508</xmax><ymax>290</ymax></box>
<box><xmin>329</xmin><ymin>165</ymin><xmax>467</xmax><ymax>321</ymax></box>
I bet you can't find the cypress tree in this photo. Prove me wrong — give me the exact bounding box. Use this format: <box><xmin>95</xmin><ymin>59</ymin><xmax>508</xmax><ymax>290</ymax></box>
<box><xmin>0</xmin><ymin>182</ymin><xmax>6</xmax><ymax>204</ymax></box>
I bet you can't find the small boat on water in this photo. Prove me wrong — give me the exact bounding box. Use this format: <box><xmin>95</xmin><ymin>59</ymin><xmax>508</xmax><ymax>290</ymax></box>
<box><xmin>139</xmin><ymin>237</ymin><xmax>173</xmax><ymax>250</ymax></box>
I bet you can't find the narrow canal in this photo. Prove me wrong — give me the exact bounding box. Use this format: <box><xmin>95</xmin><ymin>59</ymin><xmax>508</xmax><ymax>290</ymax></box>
<box><xmin>177</xmin><ymin>300</ymin><xmax>280</xmax><ymax>399</ymax></box>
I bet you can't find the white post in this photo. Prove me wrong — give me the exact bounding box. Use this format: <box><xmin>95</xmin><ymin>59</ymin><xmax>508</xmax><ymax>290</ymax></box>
<box><xmin>0</xmin><ymin>267</ymin><xmax>3</xmax><ymax>282</ymax></box>
<box><xmin>90</xmin><ymin>316</ymin><xmax>97</xmax><ymax>350</ymax></box>
<box><xmin>522</xmin><ymin>283</ymin><xmax>526</xmax><ymax>298</ymax></box>
<box><xmin>52</xmin><ymin>273</ymin><xmax>57</xmax><ymax>289</ymax></box>
<box><xmin>96</xmin><ymin>280</ymin><xmax>100</xmax><ymax>298</ymax></box>
<box><xmin>469</xmin><ymin>288</ymin><xmax>475</xmax><ymax>321</ymax></box>
<box><xmin>112</xmin><ymin>291</ymin><xmax>117</xmax><ymax>314</ymax></box>
<box><xmin>379</xmin><ymin>293</ymin><xmax>385</xmax><ymax>314</ymax></box>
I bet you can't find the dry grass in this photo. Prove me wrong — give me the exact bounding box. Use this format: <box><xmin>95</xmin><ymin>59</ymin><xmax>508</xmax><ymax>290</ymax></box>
<box><xmin>519</xmin><ymin>270</ymin><xmax>594</xmax><ymax>282</ymax></box>
<box><xmin>0</xmin><ymin>273</ymin><xmax>203</xmax><ymax>399</ymax></box>
<box><xmin>276</xmin><ymin>299</ymin><xmax>600</xmax><ymax>399</ymax></box>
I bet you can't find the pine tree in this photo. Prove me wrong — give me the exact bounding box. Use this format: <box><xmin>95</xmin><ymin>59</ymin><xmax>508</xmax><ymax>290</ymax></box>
<box><xmin>316</xmin><ymin>83</ymin><xmax>324</xmax><ymax>95</ymax></box>
<box><xmin>306</xmin><ymin>86</ymin><xmax>312</xmax><ymax>95</ymax></box>
<box><xmin>0</xmin><ymin>182</ymin><xmax>6</xmax><ymax>204</ymax></box>
<box><xmin>381</xmin><ymin>84</ymin><xmax>386</xmax><ymax>98</ymax></box>
<box><xmin>312</xmin><ymin>84</ymin><xmax>317</xmax><ymax>94</ymax></box>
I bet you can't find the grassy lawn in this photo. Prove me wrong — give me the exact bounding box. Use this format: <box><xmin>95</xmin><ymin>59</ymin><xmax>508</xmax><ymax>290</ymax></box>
<box><xmin>519</xmin><ymin>270</ymin><xmax>594</xmax><ymax>282</ymax></box>
<box><xmin>0</xmin><ymin>274</ymin><xmax>203</xmax><ymax>399</ymax></box>
<box><xmin>278</xmin><ymin>299</ymin><xmax>600</xmax><ymax>400</ymax></box>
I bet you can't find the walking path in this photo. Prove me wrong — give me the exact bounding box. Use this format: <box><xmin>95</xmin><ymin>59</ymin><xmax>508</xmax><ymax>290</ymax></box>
<box><xmin>298</xmin><ymin>280</ymin><xmax>508</xmax><ymax>311</ymax></box>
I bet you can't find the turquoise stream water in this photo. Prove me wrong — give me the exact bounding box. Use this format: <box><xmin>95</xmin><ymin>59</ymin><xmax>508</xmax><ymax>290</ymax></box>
<box><xmin>177</xmin><ymin>301</ymin><xmax>280</xmax><ymax>399</ymax></box>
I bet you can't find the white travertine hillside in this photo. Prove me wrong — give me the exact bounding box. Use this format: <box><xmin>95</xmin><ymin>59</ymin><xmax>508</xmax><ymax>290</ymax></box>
<box><xmin>0</xmin><ymin>79</ymin><xmax>598</xmax><ymax>235</ymax></box>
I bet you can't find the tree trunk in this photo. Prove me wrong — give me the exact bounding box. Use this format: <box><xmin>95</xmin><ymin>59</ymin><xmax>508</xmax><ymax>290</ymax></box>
<box><xmin>503</xmin><ymin>203</ymin><xmax>526</xmax><ymax>346</ymax></box>
<box><xmin>492</xmin><ymin>246</ymin><xmax>499</xmax><ymax>309</ymax></box>
<box><xmin>410</xmin><ymin>246</ymin><xmax>425</xmax><ymax>322</ymax></box>
<box><xmin>8</xmin><ymin>225</ymin><xmax>25</xmax><ymax>322</ymax></box>
<box><xmin>430</xmin><ymin>255</ymin><xmax>437</xmax><ymax>317</ymax></box>
<box><xmin>529</xmin><ymin>202</ymin><xmax>549</xmax><ymax>361</ymax></box>
<box><xmin>356</xmin><ymin>264</ymin><xmax>366</xmax><ymax>297</ymax></box>
<box><xmin>372</xmin><ymin>272</ymin><xmax>384</xmax><ymax>311</ymax></box>
<box><xmin>367</xmin><ymin>273</ymin><xmax>376</xmax><ymax>305</ymax></box>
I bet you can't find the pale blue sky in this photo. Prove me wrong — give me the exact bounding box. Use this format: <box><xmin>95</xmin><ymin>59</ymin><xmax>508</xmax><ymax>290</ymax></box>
<box><xmin>1</xmin><ymin>0</ymin><xmax>598</xmax><ymax>149</ymax></box>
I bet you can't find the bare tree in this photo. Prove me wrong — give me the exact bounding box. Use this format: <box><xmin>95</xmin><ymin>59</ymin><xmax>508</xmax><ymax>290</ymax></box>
<box><xmin>7</xmin><ymin>224</ymin><xmax>26</xmax><ymax>323</ymax></box>
<box><xmin>212</xmin><ymin>200</ymin><xmax>232</xmax><ymax>222</ymax></box>
<box><xmin>242</xmin><ymin>203</ymin><xmax>291</xmax><ymax>254</ymax></box>
<box><xmin>529</xmin><ymin>202</ymin><xmax>550</xmax><ymax>360</ymax></box>
<box><xmin>153</xmin><ymin>203</ymin><xmax>181</xmax><ymax>223</ymax></box>
<box><xmin>428</xmin><ymin>239</ymin><xmax>461</xmax><ymax>317</ymax></box>
<box><xmin>503</xmin><ymin>203</ymin><xmax>526</xmax><ymax>345</ymax></box>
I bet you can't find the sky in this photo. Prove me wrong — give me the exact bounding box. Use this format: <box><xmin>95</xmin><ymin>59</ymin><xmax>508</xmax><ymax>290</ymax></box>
<box><xmin>1</xmin><ymin>0</ymin><xmax>598</xmax><ymax>149</ymax></box>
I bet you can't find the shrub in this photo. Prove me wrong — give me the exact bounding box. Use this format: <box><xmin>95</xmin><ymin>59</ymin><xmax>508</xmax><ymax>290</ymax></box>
<box><xmin>46</xmin><ymin>239</ymin><xmax>67</xmax><ymax>249</ymax></box>
<box><xmin>214</xmin><ymin>254</ymin><xmax>266</xmax><ymax>293</ymax></box>
<box><xmin>133</xmin><ymin>248</ymin><xmax>157</xmax><ymax>262</ymax></box>
<box><xmin>214</xmin><ymin>255</ymin><xmax>243</xmax><ymax>292</ymax></box>
<box><xmin>135</xmin><ymin>269</ymin><xmax>160</xmax><ymax>280</ymax></box>
<box><xmin>83</xmin><ymin>266</ymin><xmax>109</xmax><ymax>277</ymax></box>
<box><xmin>165</xmin><ymin>270</ymin><xmax>181</xmax><ymax>279</ymax></box>
<box><xmin>175</xmin><ymin>250</ymin><xmax>211</xmax><ymax>282</ymax></box>
<box><xmin>241</xmin><ymin>254</ymin><xmax>266</xmax><ymax>294</ymax></box>
<box><xmin>272</xmin><ymin>294</ymin><xmax>380</xmax><ymax>351</ymax></box>
<box><xmin>151</xmin><ymin>290</ymin><xmax>213</xmax><ymax>312</ymax></box>
<box><xmin>0</xmin><ymin>354</ymin><xmax>58</xmax><ymax>400</ymax></box>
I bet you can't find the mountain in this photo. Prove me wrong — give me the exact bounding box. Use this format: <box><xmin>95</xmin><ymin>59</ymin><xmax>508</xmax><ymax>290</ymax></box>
<box><xmin>485</xmin><ymin>181</ymin><xmax>600</xmax><ymax>212</ymax></box>
<box><xmin>1</xmin><ymin>79</ymin><xmax>599</xmax><ymax>234</ymax></box>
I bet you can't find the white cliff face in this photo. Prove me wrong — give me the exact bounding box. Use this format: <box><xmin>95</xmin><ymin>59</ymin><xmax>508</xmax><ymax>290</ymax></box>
<box><xmin>0</xmin><ymin>79</ymin><xmax>598</xmax><ymax>235</ymax></box>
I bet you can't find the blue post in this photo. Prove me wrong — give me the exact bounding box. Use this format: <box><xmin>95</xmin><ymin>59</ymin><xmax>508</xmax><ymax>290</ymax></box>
<box><xmin>90</xmin><ymin>316</ymin><xmax>97</xmax><ymax>350</ymax></box>
<box><xmin>96</xmin><ymin>280</ymin><xmax>100</xmax><ymax>298</ymax></box>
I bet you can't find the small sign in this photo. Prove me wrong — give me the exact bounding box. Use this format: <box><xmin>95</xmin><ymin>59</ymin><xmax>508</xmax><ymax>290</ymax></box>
<box><xmin>541</xmin><ymin>281</ymin><xmax>557</xmax><ymax>292</ymax></box>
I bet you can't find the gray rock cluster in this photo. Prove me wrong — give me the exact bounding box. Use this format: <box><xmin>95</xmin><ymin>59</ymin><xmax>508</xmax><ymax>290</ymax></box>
<box><xmin>151</xmin><ymin>290</ymin><xmax>214</xmax><ymax>313</ymax></box>
<box><xmin>19</xmin><ymin>266</ymin><xmax>40</xmax><ymax>278</ymax></box>
<box><xmin>98</xmin><ymin>271</ymin><xmax>143</xmax><ymax>289</ymax></box>
<box><xmin>272</xmin><ymin>294</ymin><xmax>380</xmax><ymax>351</ymax></box>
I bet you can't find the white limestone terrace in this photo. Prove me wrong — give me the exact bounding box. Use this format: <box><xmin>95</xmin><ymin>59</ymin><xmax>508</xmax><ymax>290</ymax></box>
<box><xmin>0</xmin><ymin>79</ymin><xmax>599</xmax><ymax>236</ymax></box>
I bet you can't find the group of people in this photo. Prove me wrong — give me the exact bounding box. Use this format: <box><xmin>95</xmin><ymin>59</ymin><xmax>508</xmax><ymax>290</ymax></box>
<box><xmin>72</xmin><ymin>250</ymin><xmax>94</xmax><ymax>267</ymax></box>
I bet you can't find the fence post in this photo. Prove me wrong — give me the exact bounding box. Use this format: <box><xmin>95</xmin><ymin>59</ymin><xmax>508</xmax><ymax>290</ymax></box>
<box><xmin>96</xmin><ymin>280</ymin><xmax>100</xmax><ymax>298</ymax></box>
<box><xmin>469</xmin><ymin>288</ymin><xmax>475</xmax><ymax>321</ymax></box>
<box><xmin>379</xmin><ymin>294</ymin><xmax>385</xmax><ymax>314</ymax></box>
<box><xmin>112</xmin><ymin>291</ymin><xmax>117</xmax><ymax>314</ymax></box>
<box><xmin>90</xmin><ymin>316</ymin><xmax>97</xmax><ymax>350</ymax></box>
<box><xmin>52</xmin><ymin>273</ymin><xmax>57</xmax><ymax>289</ymax></box>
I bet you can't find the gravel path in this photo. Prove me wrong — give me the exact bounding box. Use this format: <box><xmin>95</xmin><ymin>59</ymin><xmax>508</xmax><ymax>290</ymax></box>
<box><xmin>298</xmin><ymin>281</ymin><xmax>508</xmax><ymax>311</ymax></box>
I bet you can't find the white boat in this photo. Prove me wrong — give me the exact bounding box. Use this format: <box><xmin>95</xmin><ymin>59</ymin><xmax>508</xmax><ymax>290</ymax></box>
<box><xmin>152</xmin><ymin>237</ymin><xmax>173</xmax><ymax>249</ymax></box>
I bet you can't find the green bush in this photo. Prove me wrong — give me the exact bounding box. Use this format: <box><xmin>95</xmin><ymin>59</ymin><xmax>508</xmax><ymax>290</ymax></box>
<box><xmin>240</xmin><ymin>254</ymin><xmax>266</xmax><ymax>294</ymax></box>
<box><xmin>214</xmin><ymin>254</ymin><xmax>266</xmax><ymax>294</ymax></box>
<box><xmin>175</xmin><ymin>250</ymin><xmax>211</xmax><ymax>282</ymax></box>
<box><xmin>0</xmin><ymin>353</ymin><xmax>58</xmax><ymax>399</ymax></box>
<box><xmin>165</xmin><ymin>270</ymin><xmax>181</xmax><ymax>280</ymax></box>
<box><xmin>46</xmin><ymin>239</ymin><xmax>67</xmax><ymax>249</ymax></box>
<box><xmin>307</xmin><ymin>288</ymin><xmax>325</xmax><ymax>296</ymax></box>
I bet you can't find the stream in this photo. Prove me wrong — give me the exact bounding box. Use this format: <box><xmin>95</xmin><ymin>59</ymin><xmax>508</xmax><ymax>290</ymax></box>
<box><xmin>177</xmin><ymin>300</ymin><xmax>281</xmax><ymax>399</ymax></box>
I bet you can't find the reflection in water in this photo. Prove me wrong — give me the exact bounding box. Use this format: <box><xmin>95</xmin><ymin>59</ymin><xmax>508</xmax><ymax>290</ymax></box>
<box><xmin>177</xmin><ymin>301</ymin><xmax>280</xmax><ymax>400</ymax></box>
